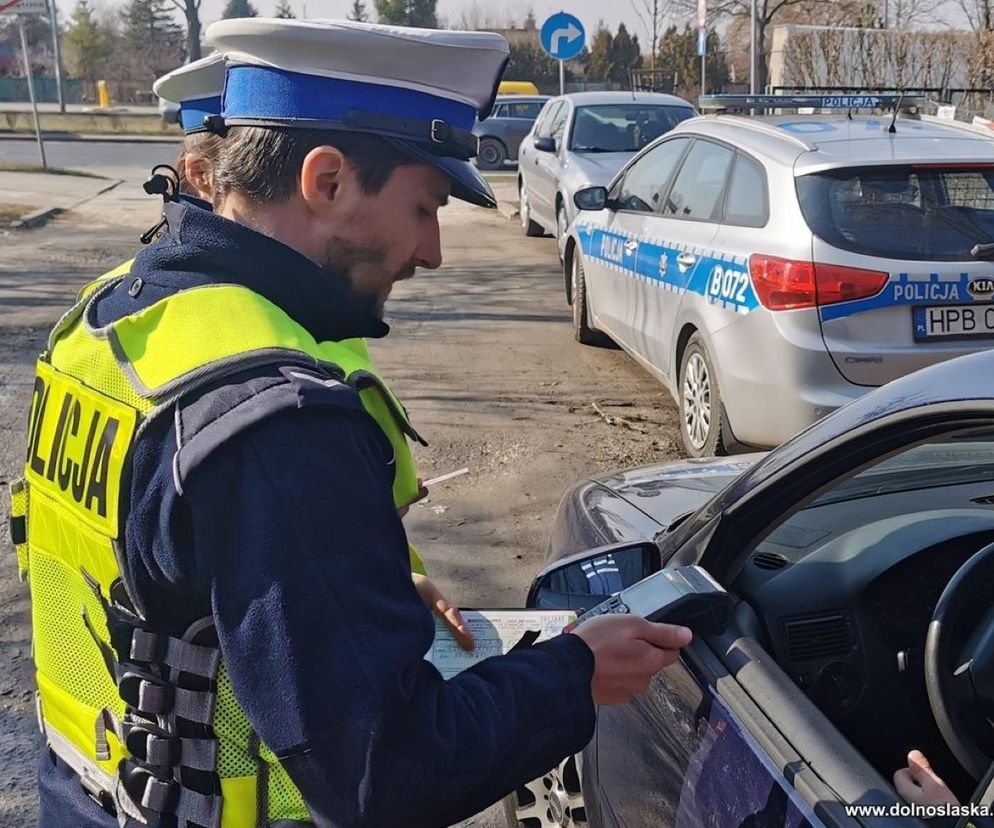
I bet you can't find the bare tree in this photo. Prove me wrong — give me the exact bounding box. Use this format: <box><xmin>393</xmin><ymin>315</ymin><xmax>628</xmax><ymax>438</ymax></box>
<box><xmin>886</xmin><ymin>0</ymin><xmax>946</xmax><ymax>28</ymax></box>
<box><xmin>958</xmin><ymin>0</ymin><xmax>994</xmax><ymax>30</ymax></box>
<box><xmin>631</xmin><ymin>0</ymin><xmax>671</xmax><ymax>68</ymax></box>
<box><xmin>166</xmin><ymin>0</ymin><xmax>202</xmax><ymax>60</ymax></box>
<box><xmin>674</xmin><ymin>0</ymin><xmax>856</xmax><ymax>90</ymax></box>
<box><xmin>780</xmin><ymin>25</ymin><xmax>975</xmax><ymax>92</ymax></box>
<box><xmin>452</xmin><ymin>0</ymin><xmax>533</xmax><ymax>29</ymax></box>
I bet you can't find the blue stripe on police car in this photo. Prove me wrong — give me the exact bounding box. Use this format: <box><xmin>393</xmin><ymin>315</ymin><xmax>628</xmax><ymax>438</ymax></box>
<box><xmin>577</xmin><ymin>224</ymin><xmax>759</xmax><ymax>315</ymax></box>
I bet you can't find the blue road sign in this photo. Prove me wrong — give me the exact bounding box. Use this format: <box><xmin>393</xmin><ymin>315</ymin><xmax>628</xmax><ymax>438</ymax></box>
<box><xmin>540</xmin><ymin>12</ymin><xmax>586</xmax><ymax>61</ymax></box>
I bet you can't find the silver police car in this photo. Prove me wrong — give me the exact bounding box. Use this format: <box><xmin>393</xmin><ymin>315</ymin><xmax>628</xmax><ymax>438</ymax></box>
<box><xmin>563</xmin><ymin>95</ymin><xmax>994</xmax><ymax>458</ymax></box>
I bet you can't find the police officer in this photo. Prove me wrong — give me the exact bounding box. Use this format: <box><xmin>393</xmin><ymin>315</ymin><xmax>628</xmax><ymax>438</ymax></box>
<box><xmin>157</xmin><ymin>55</ymin><xmax>474</xmax><ymax>647</ymax></box>
<box><xmin>20</xmin><ymin>19</ymin><xmax>692</xmax><ymax>827</ymax></box>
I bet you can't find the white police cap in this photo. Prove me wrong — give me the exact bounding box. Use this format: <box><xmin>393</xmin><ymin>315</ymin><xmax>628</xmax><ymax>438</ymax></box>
<box><xmin>205</xmin><ymin>18</ymin><xmax>510</xmax><ymax>207</ymax></box>
<box><xmin>152</xmin><ymin>53</ymin><xmax>226</xmax><ymax>134</ymax></box>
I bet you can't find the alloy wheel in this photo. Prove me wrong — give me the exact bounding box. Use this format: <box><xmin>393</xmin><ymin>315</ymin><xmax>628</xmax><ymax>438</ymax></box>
<box><xmin>682</xmin><ymin>352</ymin><xmax>712</xmax><ymax>451</ymax></box>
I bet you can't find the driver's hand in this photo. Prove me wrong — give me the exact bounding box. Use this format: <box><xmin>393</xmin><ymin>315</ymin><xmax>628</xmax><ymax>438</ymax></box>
<box><xmin>893</xmin><ymin>750</ymin><xmax>960</xmax><ymax>806</ymax></box>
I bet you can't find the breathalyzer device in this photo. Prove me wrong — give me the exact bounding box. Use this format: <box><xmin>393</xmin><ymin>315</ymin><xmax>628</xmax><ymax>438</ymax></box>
<box><xmin>567</xmin><ymin>565</ymin><xmax>734</xmax><ymax>635</ymax></box>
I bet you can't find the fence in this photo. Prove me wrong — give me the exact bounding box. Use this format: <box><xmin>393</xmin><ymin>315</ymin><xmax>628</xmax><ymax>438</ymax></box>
<box><xmin>0</xmin><ymin>76</ymin><xmax>84</xmax><ymax>104</ymax></box>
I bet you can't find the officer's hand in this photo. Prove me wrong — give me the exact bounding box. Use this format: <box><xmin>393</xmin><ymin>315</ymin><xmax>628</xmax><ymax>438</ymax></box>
<box><xmin>412</xmin><ymin>573</ymin><xmax>474</xmax><ymax>651</ymax></box>
<box><xmin>571</xmin><ymin>615</ymin><xmax>692</xmax><ymax>706</ymax></box>
<box><xmin>893</xmin><ymin>750</ymin><xmax>959</xmax><ymax>806</ymax></box>
<box><xmin>397</xmin><ymin>478</ymin><xmax>430</xmax><ymax>520</ymax></box>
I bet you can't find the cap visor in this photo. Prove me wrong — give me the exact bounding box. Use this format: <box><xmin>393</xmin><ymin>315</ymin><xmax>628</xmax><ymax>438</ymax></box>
<box><xmin>385</xmin><ymin>138</ymin><xmax>496</xmax><ymax>209</ymax></box>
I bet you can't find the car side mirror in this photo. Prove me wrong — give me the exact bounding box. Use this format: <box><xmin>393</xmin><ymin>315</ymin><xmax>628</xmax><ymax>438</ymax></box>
<box><xmin>526</xmin><ymin>541</ymin><xmax>661</xmax><ymax>612</ymax></box>
<box><xmin>574</xmin><ymin>186</ymin><xmax>609</xmax><ymax>212</ymax></box>
<box><xmin>533</xmin><ymin>136</ymin><xmax>557</xmax><ymax>153</ymax></box>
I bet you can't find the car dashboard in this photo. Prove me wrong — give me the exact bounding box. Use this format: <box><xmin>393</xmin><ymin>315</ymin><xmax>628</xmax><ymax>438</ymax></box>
<box><xmin>732</xmin><ymin>479</ymin><xmax>994</xmax><ymax>796</ymax></box>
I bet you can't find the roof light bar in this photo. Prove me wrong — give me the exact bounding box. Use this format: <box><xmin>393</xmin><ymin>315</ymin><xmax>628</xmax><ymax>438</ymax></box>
<box><xmin>698</xmin><ymin>94</ymin><xmax>928</xmax><ymax>112</ymax></box>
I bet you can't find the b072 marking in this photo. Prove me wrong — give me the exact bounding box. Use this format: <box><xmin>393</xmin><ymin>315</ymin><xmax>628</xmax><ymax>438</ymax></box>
<box><xmin>708</xmin><ymin>264</ymin><xmax>749</xmax><ymax>305</ymax></box>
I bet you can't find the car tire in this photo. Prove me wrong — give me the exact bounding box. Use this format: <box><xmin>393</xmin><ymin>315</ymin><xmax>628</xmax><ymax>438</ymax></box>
<box><xmin>678</xmin><ymin>333</ymin><xmax>727</xmax><ymax>458</ymax></box>
<box><xmin>571</xmin><ymin>251</ymin><xmax>607</xmax><ymax>346</ymax></box>
<box><xmin>519</xmin><ymin>181</ymin><xmax>544</xmax><ymax>237</ymax></box>
<box><xmin>502</xmin><ymin>753</ymin><xmax>587</xmax><ymax>827</ymax></box>
<box><xmin>556</xmin><ymin>202</ymin><xmax>569</xmax><ymax>264</ymax></box>
<box><xmin>477</xmin><ymin>138</ymin><xmax>507</xmax><ymax>171</ymax></box>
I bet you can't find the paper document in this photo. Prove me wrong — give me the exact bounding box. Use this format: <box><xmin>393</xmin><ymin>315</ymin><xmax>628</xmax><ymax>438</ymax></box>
<box><xmin>426</xmin><ymin>609</ymin><xmax>577</xmax><ymax>679</ymax></box>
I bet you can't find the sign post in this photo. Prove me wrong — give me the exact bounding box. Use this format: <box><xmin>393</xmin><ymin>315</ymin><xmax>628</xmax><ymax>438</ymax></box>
<box><xmin>47</xmin><ymin>0</ymin><xmax>66</xmax><ymax>113</ymax></box>
<box><xmin>17</xmin><ymin>15</ymin><xmax>47</xmax><ymax>169</ymax></box>
<box><xmin>540</xmin><ymin>12</ymin><xmax>586</xmax><ymax>96</ymax></box>
<box><xmin>3</xmin><ymin>0</ymin><xmax>48</xmax><ymax>168</ymax></box>
<box><xmin>697</xmin><ymin>0</ymin><xmax>706</xmax><ymax>98</ymax></box>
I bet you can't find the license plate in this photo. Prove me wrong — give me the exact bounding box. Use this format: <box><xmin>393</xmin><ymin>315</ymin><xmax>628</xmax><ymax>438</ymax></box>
<box><xmin>913</xmin><ymin>304</ymin><xmax>994</xmax><ymax>341</ymax></box>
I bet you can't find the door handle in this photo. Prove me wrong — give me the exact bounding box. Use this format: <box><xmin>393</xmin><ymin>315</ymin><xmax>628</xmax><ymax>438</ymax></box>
<box><xmin>624</xmin><ymin>239</ymin><xmax>639</xmax><ymax>254</ymax></box>
<box><xmin>677</xmin><ymin>253</ymin><xmax>697</xmax><ymax>269</ymax></box>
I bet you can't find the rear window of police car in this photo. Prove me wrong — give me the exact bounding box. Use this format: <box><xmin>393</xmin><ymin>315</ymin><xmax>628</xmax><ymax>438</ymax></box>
<box><xmin>796</xmin><ymin>164</ymin><xmax>994</xmax><ymax>261</ymax></box>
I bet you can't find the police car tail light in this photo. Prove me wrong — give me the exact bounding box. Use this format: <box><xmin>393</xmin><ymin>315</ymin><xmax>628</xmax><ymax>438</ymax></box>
<box><xmin>748</xmin><ymin>255</ymin><xmax>817</xmax><ymax>310</ymax></box>
<box><xmin>814</xmin><ymin>263</ymin><xmax>888</xmax><ymax>306</ymax></box>
<box><xmin>749</xmin><ymin>256</ymin><xmax>887</xmax><ymax>311</ymax></box>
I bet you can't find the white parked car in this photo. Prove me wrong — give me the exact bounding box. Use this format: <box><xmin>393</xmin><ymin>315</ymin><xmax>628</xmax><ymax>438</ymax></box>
<box><xmin>517</xmin><ymin>91</ymin><xmax>696</xmax><ymax>262</ymax></box>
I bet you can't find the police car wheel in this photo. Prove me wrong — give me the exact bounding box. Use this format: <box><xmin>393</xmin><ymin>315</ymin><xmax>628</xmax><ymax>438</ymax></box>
<box><xmin>520</xmin><ymin>182</ymin><xmax>544</xmax><ymax>237</ymax></box>
<box><xmin>679</xmin><ymin>334</ymin><xmax>727</xmax><ymax>458</ymax></box>
<box><xmin>477</xmin><ymin>138</ymin><xmax>507</xmax><ymax>171</ymax></box>
<box><xmin>572</xmin><ymin>251</ymin><xmax>607</xmax><ymax>346</ymax></box>
<box><xmin>502</xmin><ymin>753</ymin><xmax>587</xmax><ymax>827</ymax></box>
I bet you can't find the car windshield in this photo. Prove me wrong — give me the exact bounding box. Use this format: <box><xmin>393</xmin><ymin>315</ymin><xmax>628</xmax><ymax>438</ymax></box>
<box><xmin>813</xmin><ymin>433</ymin><xmax>994</xmax><ymax>507</ymax></box>
<box><xmin>569</xmin><ymin>104</ymin><xmax>694</xmax><ymax>153</ymax></box>
<box><xmin>796</xmin><ymin>164</ymin><xmax>994</xmax><ymax>261</ymax></box>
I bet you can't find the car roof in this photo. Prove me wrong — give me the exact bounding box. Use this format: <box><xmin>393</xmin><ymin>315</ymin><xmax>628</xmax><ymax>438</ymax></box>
<box><xmin>556</xmin><ymin>90</ymin><xmax>694</xmax><ymax>108</ymax></box>
<box><xmin>494</xmin><ymin>95</ymin><xmax>549</xmax><ymax>103</ymax></box>
<box><xmin>672</xmin><ymin>113</ymin><xmax>994</xmax><ymax>171</ymax></box>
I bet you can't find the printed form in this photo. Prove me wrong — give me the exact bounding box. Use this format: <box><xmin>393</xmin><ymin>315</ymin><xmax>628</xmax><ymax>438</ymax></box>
<box><xmin>426</xmin><ymin>609</ymin><xmax>577</xmax><ymax>679</ymax></box>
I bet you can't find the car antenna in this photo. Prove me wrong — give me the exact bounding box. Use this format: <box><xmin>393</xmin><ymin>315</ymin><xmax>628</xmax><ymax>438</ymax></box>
<box><xmin>888</xmin><ymin>91</ymin><xmax>905</xmax><ymax>134</ymax></box>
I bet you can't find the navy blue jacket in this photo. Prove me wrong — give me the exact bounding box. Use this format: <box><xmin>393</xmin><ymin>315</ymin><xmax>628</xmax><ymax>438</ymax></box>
<box><xmin>38</xmin><ymin>201</ymin><xmax>597</xmax><ymax>828</ymax></box>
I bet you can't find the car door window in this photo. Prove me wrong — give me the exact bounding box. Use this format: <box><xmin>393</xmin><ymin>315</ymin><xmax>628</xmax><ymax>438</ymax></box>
<box><xmin>536</xmin><ymin>101</ymin><xmax>564</xmax><ymax>138</ymax></box>
<box><xmin>723</xmin><ymin>154</ymin><xmax>769</xmax><ymax>227</ymax></box>
<box><xmin>616</xmin><ymin>138</ymin><xmax>691</xmax><ymax>214</ymax></box>
<box><xmin>509</xmin><ymin>101</ymin><xmax>544</xmax><ymax>120</ymax></box>
<box><xmin>549</xmin><ymin>104</ymin><xmax>570</xmax><ymax>145</ymax></box>
<box><xmin>663</xmin><ymin>140</ymin><xmax>736</xmax><ymax>222</ymax></box>
<box><xmin>490</xmin><ymin>103</ymin><xmax>508</xmax><ymax>118</ymax></box>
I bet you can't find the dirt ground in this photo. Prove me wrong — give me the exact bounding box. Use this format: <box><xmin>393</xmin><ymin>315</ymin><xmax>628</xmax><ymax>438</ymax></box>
<box><xmin>0</xmin><ymin>193</ymin><xmax>684</xmax><ymax>826</ymax></box>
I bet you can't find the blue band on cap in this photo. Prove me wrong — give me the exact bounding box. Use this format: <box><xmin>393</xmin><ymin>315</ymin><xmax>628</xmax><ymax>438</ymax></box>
<box><xmin>222</xmin><ymin>65</ymin><xmax>476</xmax><ymax>132</ymax></box>
<box><xmin>180</xmin><ymin>95</ymin><xmax>222</xmax><ymax>133</ymax></box>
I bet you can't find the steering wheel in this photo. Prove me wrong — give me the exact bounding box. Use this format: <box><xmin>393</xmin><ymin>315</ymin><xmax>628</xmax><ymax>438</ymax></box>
<box><xmin>925</xmin><ymin>541</ymin><xmax>994</xmax><ymax>779</ymax></box>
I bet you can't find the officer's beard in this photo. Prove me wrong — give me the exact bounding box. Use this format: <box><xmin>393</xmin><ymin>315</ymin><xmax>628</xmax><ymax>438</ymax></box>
<box><xmin>321</xmin><ymin>235</ymin><xmax>397</xmax><ymax>319</ymax></box>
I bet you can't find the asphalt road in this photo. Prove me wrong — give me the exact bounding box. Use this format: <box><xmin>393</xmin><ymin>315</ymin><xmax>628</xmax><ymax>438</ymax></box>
<box><xmin>0</xmin><ymin>158</ymin><xmax>683</xmax><ymax>826</ymax></box>
<box><xmin>0</xmin><ymin>136</ymin><xmax>181</xmax><ymax>181</ymax></box>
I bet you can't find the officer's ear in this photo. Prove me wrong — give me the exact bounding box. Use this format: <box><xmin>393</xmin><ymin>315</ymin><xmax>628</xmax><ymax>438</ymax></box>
<box><xmin>299</xmin><ymin>146</ymin><xmax>349</xmax><ymax>212</ymax></box>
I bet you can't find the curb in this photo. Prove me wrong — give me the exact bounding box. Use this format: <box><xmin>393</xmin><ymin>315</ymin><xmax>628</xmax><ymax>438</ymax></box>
<box><xmin>12</xmin><ymin>206</ymin><xmax>62</xmax><ymax>229</ymax></box>
<box><xmin>9</xmin><ymin>178</ymin><xmax>122</xmax><ymax>230</ymax></box>
<box><xmin>496</xmin><ymin>200</ymin><xmax>520</xmax><ymax>221</ymax></box>
<box><xmin>0</xmin><ymin>131</ymin><xmax>181</xmax><ymax>145</ymax></box>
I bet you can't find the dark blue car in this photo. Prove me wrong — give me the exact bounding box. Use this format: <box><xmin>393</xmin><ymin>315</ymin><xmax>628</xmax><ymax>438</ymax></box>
<box><xmin>473</xmin><ymin>95</ymin><xmax>549</xmax><ymax>170</ymax></box>
<box><xmin>506</xmin><ymin>347</ymin><xmax>994</xmax><ymax>827</ymax></box>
